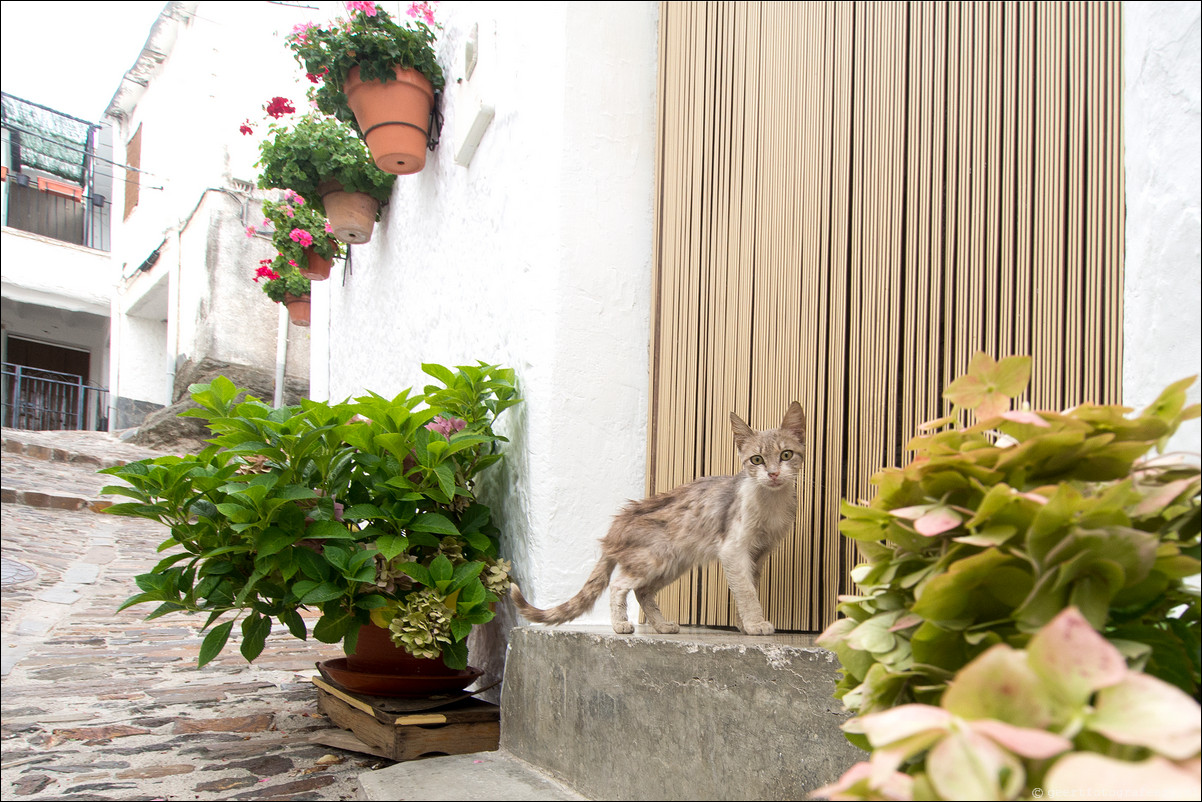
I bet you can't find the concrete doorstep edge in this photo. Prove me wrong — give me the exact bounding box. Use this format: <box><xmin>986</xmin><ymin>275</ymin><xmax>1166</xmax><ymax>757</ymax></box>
<box><xmin>356</xmin><ymin>750</ymin><xmax>588</xmax><ymax>802</ymax></box>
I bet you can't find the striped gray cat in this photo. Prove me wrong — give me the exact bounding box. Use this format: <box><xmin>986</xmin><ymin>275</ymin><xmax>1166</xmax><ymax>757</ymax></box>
<box><xmin>511</xmin><ymin>402</ymin><xmax>805</xmax><ymax>635</ymax></box>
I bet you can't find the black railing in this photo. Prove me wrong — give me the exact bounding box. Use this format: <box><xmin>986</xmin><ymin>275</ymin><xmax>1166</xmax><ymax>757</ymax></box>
<box><xmin>1</xmin><ymin>362</ymin><xmax>109</xmax><ymax>432</ymax></box>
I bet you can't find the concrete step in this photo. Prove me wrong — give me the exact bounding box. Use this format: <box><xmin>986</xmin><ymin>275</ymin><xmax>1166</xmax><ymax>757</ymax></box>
<box><xmin>358</xmin><ymin>751</ymin><xmax>587</xmax><ymax>801</ymax></box>
<box><xmin>498</xmin><ymin>625</ymin><xmax>863</xmax><ymax>801</ymax></box>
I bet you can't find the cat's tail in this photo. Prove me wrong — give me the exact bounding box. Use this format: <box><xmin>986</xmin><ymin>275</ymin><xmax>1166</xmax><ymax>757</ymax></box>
<box><xmin>509</xmin><ymin>555</ymin><xmax>617</xmax><ymax>625</ymax></box>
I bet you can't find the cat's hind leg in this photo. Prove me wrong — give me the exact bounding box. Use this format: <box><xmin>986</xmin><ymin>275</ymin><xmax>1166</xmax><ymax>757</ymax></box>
<box><xmin>608</xmin><ymin>571</ymin><xmax>635</xmax><ymax>634</ymax></box>
<box><xmin>635</xmin><ymin>587</ymin><xmax>679</xmax><ymax>634</ymax></box>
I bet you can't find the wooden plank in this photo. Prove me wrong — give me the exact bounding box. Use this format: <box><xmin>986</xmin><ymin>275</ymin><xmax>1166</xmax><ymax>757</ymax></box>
<box><xmin>315</xmin><ymin>687</ymin><xmax>499</xmax><ymax>762</ymax></box>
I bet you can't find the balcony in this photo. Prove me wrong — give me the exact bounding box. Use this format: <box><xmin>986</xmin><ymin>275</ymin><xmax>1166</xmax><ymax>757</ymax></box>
<box><xmin>1</xmin><ymin>93</ymin><xmax>111</xmax><ymax>252</ymax></box>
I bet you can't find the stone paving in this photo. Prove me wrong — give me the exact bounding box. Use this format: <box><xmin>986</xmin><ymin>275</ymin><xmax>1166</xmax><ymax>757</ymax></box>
<box><xmin>1</xmin><ymin>428</ymin><xmax>396</xmax><ymax>800</ymax></box>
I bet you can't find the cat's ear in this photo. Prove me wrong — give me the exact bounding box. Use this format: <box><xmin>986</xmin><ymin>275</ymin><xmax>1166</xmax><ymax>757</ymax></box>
<box><xmin>780</xmin><ymin>402</ymin><xmax>806</xmax><ymax>442</ymax></box>
<box><xmin>729</xmin><ymin>411</ymin><xmax>754</xmax><ymax>449</ymax></box>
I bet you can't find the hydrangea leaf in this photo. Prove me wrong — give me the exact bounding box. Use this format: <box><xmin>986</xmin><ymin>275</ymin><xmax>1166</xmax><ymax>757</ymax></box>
<box><xmin>926</xmin><ymin>727</ymin><xmax>1023</xmax><ymax>801</ymax></box>
<box><xmin>1088</xmin><ymin>672</ymin><xmax>1202</xmax><ymax>759</ymax></box>
<box><xmin>1043</xmin><ymin>754</ymin><xmax>1201</xmax><ymax>801</ymax></box>
<box><xmin>941</xmin><ymin>644</ymin><xmax>1067</xmax><ymax>728</ymax></box>
<box><xmin>1026</xmin><ymin>607</ymin><xmax>1127</xmax><ymax>706</ymax></box>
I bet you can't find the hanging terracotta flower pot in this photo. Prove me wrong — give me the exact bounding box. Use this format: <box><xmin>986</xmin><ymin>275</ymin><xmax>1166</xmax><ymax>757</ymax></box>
<box><xmin>319</xmin><ymin>180</ymin><xmax>379</xmax><ymax>244</ymax></box>
<box><xmin>300</xmin><ymin>245</ymin><xmax>335</xmax><ymax>281</ymax></box>
<box><xmin>344</xmin><ymin>65</ymin><xmax>435</xmax><ymax>175</ymax></box>
<box><xmin>283</xmin><ymin>292</ymin><xmax>311</xmax><ymax>327</ymax></box>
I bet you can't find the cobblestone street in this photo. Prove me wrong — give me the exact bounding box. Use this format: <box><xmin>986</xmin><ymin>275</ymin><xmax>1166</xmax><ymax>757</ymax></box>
<box><xmin>1</xmin><ymin>428</ymin><xmax>394</xmax><ymax>800</ymax></box>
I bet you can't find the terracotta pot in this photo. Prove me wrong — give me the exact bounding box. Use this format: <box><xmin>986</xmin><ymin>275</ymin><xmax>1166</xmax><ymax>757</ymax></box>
<box><xmin>283</xmin><ymin>292</ymin><xmax>311</xmax><ymax>327</ymax></box>
<box><xmin>344</xmin><ymin>65</ymin><xmax>435</xmax><ymax>175</ymax></box>
<box><xmin>300</xmin><ymin>245</ymin><xmax>334</xmax><ymax>281</ymax></box>
<box><xmin>347</xmin><ymin>623</ymin><xmax>457</xmax><ymax>676</ymax></box>
<box><xmin>319</xmin><ymin>180</ymin><xmax>379</xmax><ymax>244</ymax></box>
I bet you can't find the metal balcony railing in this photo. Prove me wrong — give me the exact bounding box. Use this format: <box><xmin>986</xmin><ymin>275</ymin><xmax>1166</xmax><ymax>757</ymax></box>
<box><xmin>1</xmin><ymin>362</ymin><xmax>109</xmax><ymax>432</ymax></box>
<box><xmin>1</xmin><ymin>92</ymin><xmax>111</xmax><ymax>251</ymax></box>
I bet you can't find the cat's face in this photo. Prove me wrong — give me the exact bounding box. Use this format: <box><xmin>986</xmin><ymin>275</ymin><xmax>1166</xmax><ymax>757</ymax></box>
<box><xmin>730</xmin><ymin>402</ymin><xmax>806</xmax><ymax>490</ymax></box>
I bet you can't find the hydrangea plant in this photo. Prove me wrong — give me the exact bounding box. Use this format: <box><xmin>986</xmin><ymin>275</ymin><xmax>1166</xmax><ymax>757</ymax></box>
<box><xmin>815</xmin><ymin>607</ymin><xmax>1200</xmax><ymax>800</ymax></box>
<box><xmin>813</xmin><ymin>353</ymin><xmax>1200</xmax><ymax>800</ymax></box>
<box><xmin>100</xmin><ymin>362</ymin><xmax>520</xmax><ymax>670</ymax></box>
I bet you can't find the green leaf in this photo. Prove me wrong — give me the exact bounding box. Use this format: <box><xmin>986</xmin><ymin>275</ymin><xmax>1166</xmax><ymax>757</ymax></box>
<box><xmin>300</xmin><ymin>581</ymin><xmax>346</xmax><ymax>604</ymax></box>
<box><xmin>274</xmin><ymin>609</ymin><xmax>305</xmax><ymax>641</ymax></box>
<box><xmin>198</xmin><ymin>620</ymin><xmax>234</xmax><ymax>667</ymax></box>
<box><xmin>410</xmin><ymin>513</ymin><xmax>460</xmax><ymax>536</ymax></box>
<box><xmin>304</xmin><ymin>520</ymin><xmax>355</xmax><ymax>539</ymax></box>
<box><xmin>441</xmin><ymin>639</ymin><xmax>468</xmax><ymax>670</ymax></box>
<box><xmin>429</xmin><ymin>554</ymin><xmax>454</xmax><ymax>589</ymax></box>
<box><xmin>376</xmin><ymin>534</ymin><xmax>410</xmax><ymax>561</ymax></box>
<box><xmin>313</xmin><ymin>609</ymin><xmax>355</xmax><ymax>644</ymax></box>
<box><xmin>399</xmin><ymin>561</ymin><xmax>432</xmax><ymax>587</ymax></box>
<box><xmin>240</xmin><ymin>612</ymin><xmax>272</xmax><ymax>662</ymax></box>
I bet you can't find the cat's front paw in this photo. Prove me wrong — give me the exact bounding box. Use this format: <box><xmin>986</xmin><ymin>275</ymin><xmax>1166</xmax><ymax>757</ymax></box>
<box><xmin>612</xmin><ymin>621</ymin><xmax>635</xmax><ymax>634</ymax></box>
<box><xmin>653</xmin><ymin>621</ymin><xmax>680</xmax><ymax>634</ymax></box>
<box><xmin>744</xmin><ymin>620</ymin><xmax>775</xmax><ymax>635</ymax></box>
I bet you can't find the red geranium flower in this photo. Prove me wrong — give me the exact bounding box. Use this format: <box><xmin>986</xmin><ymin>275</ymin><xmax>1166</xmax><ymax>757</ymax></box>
<box><xmin>264</xmin><ymin>97</ymin><xmax>296</xmax><ymax>119</ymax></box>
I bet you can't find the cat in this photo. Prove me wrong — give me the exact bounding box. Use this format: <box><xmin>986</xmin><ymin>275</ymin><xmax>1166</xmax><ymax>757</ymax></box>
<box><xmin>510</xmin><ymin>402</ymin><xmax>805</xmax><ymax>635</ymax></box>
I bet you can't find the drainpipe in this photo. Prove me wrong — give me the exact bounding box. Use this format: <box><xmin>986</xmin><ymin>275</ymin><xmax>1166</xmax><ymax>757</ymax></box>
<box><xmin>273</xmin><ymin>304</ymin><xmax>288</xmax><ymax>407</ymax></box>
<box><xmin>166</xmin><ymin>226</ymin><xmax>182</xmax><ymax>404</ymax></box>
<box><xmin>108</xmin><ymin>291</ymin><xmax>121</xmax><ymax>431</ymax></box>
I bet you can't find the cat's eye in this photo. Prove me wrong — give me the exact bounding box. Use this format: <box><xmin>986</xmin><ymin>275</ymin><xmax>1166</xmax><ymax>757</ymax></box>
<box><xmin>781</xmin><ymin>450</ymin><xmax>794</xmax><ymax>460</ymax></box>
<box><xmin>750</xmin><ymin>455</ymin><xmax>765</xmax><ymax>465</ymax></box>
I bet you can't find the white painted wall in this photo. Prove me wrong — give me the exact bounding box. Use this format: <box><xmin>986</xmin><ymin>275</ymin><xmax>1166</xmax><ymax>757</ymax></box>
<box><xmin>1124</xmin><ymin>0</ymin><xmax>1202</xmax><ymax>461</ymax></box>
<box><xmin>1</xmin><ymin>229</ymin><xmax>112</xmax><ymax>317</ymax></box>
<box><xmin>316</xmin><ymin>1</ymin><xmax>660</xmax><ymax>649</ymax></box>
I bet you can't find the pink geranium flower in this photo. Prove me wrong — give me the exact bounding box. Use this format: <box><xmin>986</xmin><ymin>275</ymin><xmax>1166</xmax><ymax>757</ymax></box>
<box><xmin>239</xmin><ymin>121</ymin><xmax>254</xmax><ymax>135</ymax></box>
<box><xmin>245</xmin><ymin>225</ymin><xmax>256</xmax><ymax>238</ymax></box>
<box><xmin>324</xmin><ymin>221</ymin><xmax>334</xmax><ymax>234</ymax></box>
<box><xmin>291</xmin><ymin>21</ymin><xmax>315</xmax><ymax>43</ymax></box>
<box><xmin>407</xmin><ymin>1</ymin><xmax>435</xmax><ymax>25</ymax></box>
<box><xmin>290</xmin><ymin>229</ymin><xmax>314</xmax><ymax>248</ymax></box>
<box><xmin>347</xmin><ymin>1</ymin><xmax>378</xmax><ymax>17</ymax></box>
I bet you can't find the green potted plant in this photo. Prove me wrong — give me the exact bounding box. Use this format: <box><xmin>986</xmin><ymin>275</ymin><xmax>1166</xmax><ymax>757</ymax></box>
<box><xmin>100</xmin><ymin>362</ymin><xmax>521</xmax><ymax>682</ymax></box>
<box><xmin>256</xmin><ymin>113</ymin><xmax>395</xmax><ymax>244</ymax></box>
<box><xmin>812</xmin><ymin>354</ymin><xmax>1200</xmax><ymax>800</ymax></box>
<box><xmin>258</xmin><ymin>190</ymin><xmax>342</xmax><ymax>281</ymax></box>
<box><xmin>288</xmin><ymin>1</ymin><xmax>446</xmax><ymax>174</ymax></box>
<box><xmin>255</xmin><ymin>262</ymin><xmax>312</xmax><ymax>326</ymax></box>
